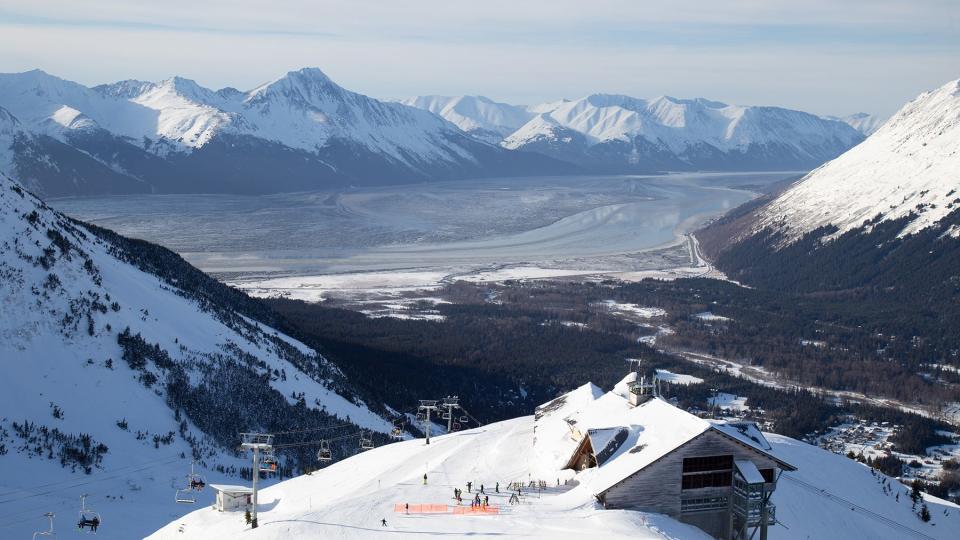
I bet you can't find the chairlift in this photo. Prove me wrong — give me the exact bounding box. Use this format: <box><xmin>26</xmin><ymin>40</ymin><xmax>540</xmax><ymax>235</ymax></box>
<box><xmin>441</xmin><ymin>412</ymin><xmax>451</xmax><ymax>420</ymax></box>
<box><xmin>452</xmin><ymin>423</ymin><xmax>461</xmax><ymax>431</ymax></box>
<box><xmin>459</xmin><ymin>415</ymin><xmax>469</xmax><ymax>423</ymax></box>
<box><xmin>77</xmin><ymin>495</ymin><xmax>101</xmax><ymax>533</ymax></box>
<box><xmin>32</xmin><ymin>512</ymin><xmax>55</xmax><ymax>540</ymax></box>
<box><xmin>390</xmin><ymin>423</ymin><xmax>403</xmax><ymax>440</ymax></box>
<box><xmin>359</xmin><ymin>431</ymin><xmax>375</xmax><ymax>451</ymax></box>
<box><xmin>317</xmin><ymin>440</ymin><xmax>332</xmax><ymax>462</ymax></box>
<box><xmin>416</xmin><ymin>413</ymin><xmax>425</xmax><ymax>422</ymax></box>
<box><xmin>259</xmin><ymin>451</ymin><xmax>279</xmax><ymax>473</ymax></box>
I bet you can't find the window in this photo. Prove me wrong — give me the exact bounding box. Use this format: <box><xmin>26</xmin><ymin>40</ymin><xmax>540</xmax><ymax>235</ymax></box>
<box><xmin>682</xmin><ymin>455</ymin><xmax>733</xmax><ymax>490</ymax></box>
<box><xmin>682</xmin><ymin>471</ymin><xmax>732</xmax><ymax>489</ymax></box>
<box><xmin>760</xmin><ymin>468</ymin><xmax>775</xmax><ymax>483</ymax></box>
<box><xmin>683</xmin><ymin>455</ymin><xmax>733</xmax><ymax>473</ymax></box>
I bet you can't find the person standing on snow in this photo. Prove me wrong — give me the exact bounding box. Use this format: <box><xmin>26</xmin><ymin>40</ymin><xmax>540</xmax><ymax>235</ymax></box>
<box><xmin>423</xmin><ymin>473</ymin><xmax>427</xmax><ymax>485</ymax></box>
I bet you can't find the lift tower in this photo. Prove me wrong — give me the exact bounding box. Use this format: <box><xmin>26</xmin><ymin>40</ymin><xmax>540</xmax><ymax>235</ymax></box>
<box><xmin>442</xmin><ymin>396</ymin><xmax>462</xmax><ymax>433</ymax></box>
<box><xmin>240</xmin><ymin>432</ymin><xmax>274</xmax><ymax>529</ymax></box>
<box><xmin>418</xmin><ymin>400</ymin><xmax>439</xmax><ymax>444</ymax></box>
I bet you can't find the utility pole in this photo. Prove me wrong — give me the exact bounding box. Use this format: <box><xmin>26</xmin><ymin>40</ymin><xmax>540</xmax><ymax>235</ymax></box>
<box><xmin>442</xmin><ymin>396</ymin><xmax>461</xmax><ymax>433</ymax></box>
<box><xmin>240</xmin><ymin>432</ymin><xmax>274</xmax><ymax>529</ymax></box>
<box><xmin>418</xmin><ymin>400</ymin><xmax>438</xmax><ymax>444</ymax></box>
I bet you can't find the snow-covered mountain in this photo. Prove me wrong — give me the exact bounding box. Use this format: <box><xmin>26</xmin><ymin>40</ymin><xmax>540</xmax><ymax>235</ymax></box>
<box><xmin>753</xmin><ymin>78</ymin><xmax>960</xmax><ymax>242</ymax></box>
<box><xmin>827</xmin><ymin>112</ymin><xmax>885</xmax><ymax>136</ymax></box>
<box><xmin>503</xmin><ymin>94</ymin><xmax>865</xmax><ymax>172</ymax></box>
<box><xmin>396</xmin><ymin>95</ymin><xmax>535</xmax><ymax>144</ymax></box>
<box><xmin>0</xmin><ymin>69</ymin><xmax>569</xmax><ymax>196</ymax></box>
<box><xmin>0</xmin><ymin>173</ymin><xmax>394</xmax><ymax>539</ymax></box>
<box><xmin>148</xmin><ymin>378</ymin><xmax>960</xmax><ymax>540</ymax></box>
<box><xmin>402</xmin><ymin>93</ymin><xmax>864</xmax><ymax>172</ymax></box>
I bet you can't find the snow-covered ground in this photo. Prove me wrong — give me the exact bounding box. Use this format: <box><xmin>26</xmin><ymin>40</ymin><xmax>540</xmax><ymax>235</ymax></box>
<box><xmin>709</xmin><ymin>392</ymin><xmax>751</xmax><ymax>413</ymax></box>
<box><xmin>594</xmin><ymin>300</ymin><xmax>668</xmax><ymax>319</ymax></box>
<box><xmin>149</xmin><ymin>413</ymin><xmax>960</xmax><ymax>540</ymax></box>
<box><xmin>0</xmin><ymin>174</ymin><xmax>391</xmax><ymax>539</ymax></box>
<box><xmin>655</xmin><ymin>369</ymin><xmax>705</xmax><ymax>386</ymax></box>
<box><xmin>755</xmin><ymin>78</ymin><xmax>960</xmax><ymax>242</ymax></box>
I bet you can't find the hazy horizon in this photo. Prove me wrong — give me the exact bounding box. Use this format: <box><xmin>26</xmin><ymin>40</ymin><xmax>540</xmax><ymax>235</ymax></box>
<box><xmin>0</xmin><ymin>0</ymin><xmax>957</xmax><ymax>117</ymax></box>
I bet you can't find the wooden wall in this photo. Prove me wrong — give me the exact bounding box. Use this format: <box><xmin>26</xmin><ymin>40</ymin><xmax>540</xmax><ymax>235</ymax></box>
<box><xmin>601</xmin><ymin>429</ymin><xmax>780</xmax><ymax>517</ymax></box>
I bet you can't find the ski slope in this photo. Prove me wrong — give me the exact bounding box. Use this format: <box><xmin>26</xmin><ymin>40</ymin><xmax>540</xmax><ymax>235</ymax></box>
<box><xmin>0</xmin><ymin>173</ymin><xmax>391</xmax><ymax>539</ymax></box>
<box><xmin>149</xmin><ymin>414</ymin><xmax>960</xmax><ymax>540</ymax></box>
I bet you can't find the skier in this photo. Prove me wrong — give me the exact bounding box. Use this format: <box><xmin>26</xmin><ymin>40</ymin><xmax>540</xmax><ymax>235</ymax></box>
<box><xmin>484</xmin><ymin>495</ymin><xmax>489</xmax><ymax>507</ymax></box>
<box><xmin>466</xmin><ymin>481</ymin><xmax>472</xmax><ymax>493</ymax></box>
<box><xmin>495</xmin><ymin>482</ymin><xmax>499</xmax><ymax>493</ymax></box>
<box><xmin>480</xmin><ymin>484</ymin><xmax>484</xmax><ymax>494</ymax></box>
<box><xmin>405</xmin><ymin>503</ymin><xmax>409</xmax><ymax>514</ymax></box>
<box><xmin>381</xmin><ymin>518</ymin><xmax>388</xmax><ymax>527</ymax></box>
<box><xmin>423</xmin><ymin>473</ymin><xmax>428</xmax><ymax>485</ymax></box>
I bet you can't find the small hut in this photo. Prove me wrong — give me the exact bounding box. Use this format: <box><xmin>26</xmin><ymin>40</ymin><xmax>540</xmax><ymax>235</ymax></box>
<box><xmin>209</xmin><ymin>484</ymin><xmax>253</xmax><ymax>512</ymax></box>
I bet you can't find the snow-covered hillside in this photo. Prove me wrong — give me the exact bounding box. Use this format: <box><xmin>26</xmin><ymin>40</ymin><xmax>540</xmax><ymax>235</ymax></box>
<box><xmin>149</xmin><ymin>387</ymin><xmax>960</xmax><ymax>540</ymax></box>
<box><xmin>0</xmin><ymin>69</ymin><xmax>567</xmax><ymax>196</ymax></box>
<box><xmin>402</xmin><ymin>93</ymin><xmax>863</xmax><ymax>172</ymax></box>
<box><xmin>0</xmin><ymin>173</ymin><xmax>392</xmax><ymax>539</ymax></box>
<box><xmin>754</xmin><ymin>78</ymin><xmax>960</xmax><ymax>242</ymax></box>
<box><xmin>827</xmin><ymin>112</ymin><xmax>885</xmax><ymax>136</ymax></box>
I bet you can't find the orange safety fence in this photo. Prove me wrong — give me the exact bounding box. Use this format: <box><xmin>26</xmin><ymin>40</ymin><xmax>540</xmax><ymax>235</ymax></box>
<box><xmin>453</xmin><ymin>505</ymin><xmax>500</xmax><ymax>515</ymax></box>
<box><xmin>393</xmin><ymin>503</ymin><xmax>450</xmax><ymax>514</ymax></box>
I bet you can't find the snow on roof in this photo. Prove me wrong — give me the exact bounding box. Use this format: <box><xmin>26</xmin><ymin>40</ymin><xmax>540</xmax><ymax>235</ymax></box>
<box><xmin>533</xmin><ymin>382</ymin><xmax>605</xmax><ymax>471</ymax></box>
<box><xmin>587</xmin><ymin>427</ymin><xmax>630</xmax><ymax>466</ymax></box>
<box><xmin>536</xmin><ymin>374</ymin><xmax>795</xmax><ymax>495</ymax></box>
<box><xmin>581</xmin><ymin>397</ymin><xmax>713</xmax><ymax>495</ymax></box>
<box><xmin>735</xmin><ymin>459</ymin><xmax>766</xmax><ymax>484</ymax></box>
<box><xmin>209</xmin><ymin>484</ymin><xmax>253</xmax><ymax>494</ymax></box>
<box><xmin>713</xmin><ymin>421</ymin><xmax>773</xmax><ymax>452</ymax></box>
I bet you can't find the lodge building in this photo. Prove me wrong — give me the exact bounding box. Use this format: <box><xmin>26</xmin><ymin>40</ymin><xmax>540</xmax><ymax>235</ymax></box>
<box><xmin>534</xmin><ymin>372</ymin><xmax>796</xmax><ymax>540</ymax></box>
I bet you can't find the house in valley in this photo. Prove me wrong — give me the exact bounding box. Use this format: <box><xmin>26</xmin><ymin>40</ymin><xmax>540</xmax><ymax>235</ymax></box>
<box><xmin>534</xmin><ymin>372</ymin><xmax>796</xmax><ymax>540</ymax></box>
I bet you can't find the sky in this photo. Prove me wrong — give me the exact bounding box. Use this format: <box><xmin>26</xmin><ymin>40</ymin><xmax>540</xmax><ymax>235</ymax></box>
<box><xmin>0</xmin><ymin>0</ymin><xmax>957</xmax><ymax>117</ymax></box>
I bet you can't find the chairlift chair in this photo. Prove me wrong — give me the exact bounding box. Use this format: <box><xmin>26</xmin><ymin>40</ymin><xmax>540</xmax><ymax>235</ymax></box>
<box><xmin>32</xmin><ymin>512</ymin><xmax>55</xmax><ymax>540</ymax></box>
<box><xmin>77</xmin><ymin>495</ymin><xmax>101</xmax><ymax>533</ymax></box>
<box><xmin>459</xmin><ymin>415</ymin><xmax>469</xmax><ymax>423</ymax></box>
<box><xmin>416</xmin><ymin>413</ymin><xmax>425</xmax><ymax>422</ymax></box>
<box><xmin>391</xmin><ymin>426</ymin><xmax>403</xmax><ymax>440</ymax></box>
<box><xmin>259</xmin><ymin>451</ymin><xmax>279</xmax><ymax>473</ymax></box>
<box><xmin>441</xmin><ymin>412</ymin><xmax>451</xmax><ymax>420</ymax></box>
<box><xmin>174</xmin><ymin>487</ymin><xmax>197</xmax><ymax>504</ymax></box>
<box><xmin>317</xmin><ymin>440</ymin><xmax>333</xmax><ymax>462</ymax></box>
<box><xmin>452</xmin><ymin>422</ymin><xmax>461</xmax><ymax>431</ymax></box>
<box><xmin>359</xmin><ymin>431</ymin><xmax>375</xmax><ymax>451</ymax></box>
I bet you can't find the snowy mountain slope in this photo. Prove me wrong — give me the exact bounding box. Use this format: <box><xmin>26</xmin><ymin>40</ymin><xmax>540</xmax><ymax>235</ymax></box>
<box><xmin>0</xmin><ymin>173</ymin><xmax>393</xmax><ymax>539</ymax></box>
<box><xmin>753</xmin><ymin>78</ymin><xmax>960</xmax><ymax>242</ymax></box>
<box><xmin>0</xmin><ymin>69</ymin><xmax>570</xmax><ymax>196</ymax></box>
<box><xmin>148</xmin><ymin>412</ymin><xmax>960</xmax><ymax>540</ymax></box>
<box><xmin>826</xmin><ymin>112</ymin><xmax>885</xmax><ymax>136</ymax></box>
<box><xmin>499</xmin><ymin>94</ymin><xmax>863</xmax><ymax>172</ymax></box>
<box><xmin>397</xmin><ymin>95</ymin><xmax>535</xmax><ymax>143</ymax></box>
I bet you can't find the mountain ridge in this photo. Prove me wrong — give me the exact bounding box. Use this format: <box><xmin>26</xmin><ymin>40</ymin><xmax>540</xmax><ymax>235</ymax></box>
<box><xmin>0</xmin><ymin>68</ymin><xmax>572</xmax><ymax>196</ymax></box>
<box><xmin>403</xmin><ymin>91</ymin><xmax>866</xmax><ymax>172</ymax></box>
